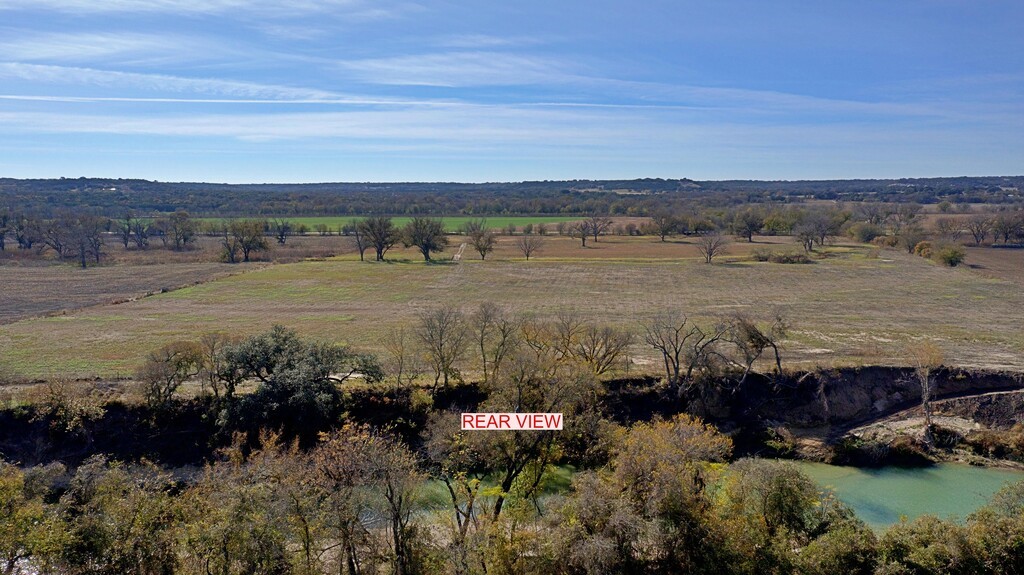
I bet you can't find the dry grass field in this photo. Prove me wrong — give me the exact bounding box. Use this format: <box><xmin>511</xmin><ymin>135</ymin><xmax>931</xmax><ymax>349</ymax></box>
<box><xmin>962</xmin><ymin>246</ymin><xmax>1024</xmax><ymax>286</ymax></box>
<box><xmin>1</xmin><ymin>234</ymin><xmax>1021</xmax><ymax>380</ymax></box>
<box><xmin>0</xmin><ymin>261</ymin><xmax>249</xmax><ymax>325</ymax></box>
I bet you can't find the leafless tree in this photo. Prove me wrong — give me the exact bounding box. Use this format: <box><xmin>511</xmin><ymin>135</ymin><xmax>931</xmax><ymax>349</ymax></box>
<box><xmin>933</xmin><ymin>217</ymin><xmax>964</xmax><ymax>242</ymax></box>
<box><xmin>573</xmin><ymin>324</ymin><xmax>633</xmax><ymax>375</ymax></box>
<box><xmin>357</xmin><ymin>216</ymin><xmax>399</xmax><ymax>261</ymax></box>
<box><xmin>197</xmin><ymin>332</ymin><xmax>241</xmax><ymax>400</ymax></box>
<box><xmin>568</xmin><ymin>220</ymin><xmax>590</xmax><ymax>247</ymax></box>
<box><xmin>125</xmin><ymin>216</ymin><xmax>150</xmax><ymax>249</ymax></box>
<box><xmin>887</xmin><ymin>203</ymin><xmax>922</xmax><ymax>236</ymax></box>
<box><xmin>992</xmin><ymin>211</ymin><xmax>1024</xmax><ymax>244</ymax></box>
<box><xmin>470</xmin><ymin>303</ymin><xmax>520</xmax><ymax>384</ymax></box>
<box><xmin>725</xmin><ymin>313</ymin><xmax>786</xmax><ymax>388</ymax></box>
<box><xmin>515</xmin><ymin>234</ymin><xmax>545</xmax><ymax>260</ymax></box>
<box><xmin>466</xmin><ymin>220</ymin><xmax>497</xmax><ymax>260</ymax></box>
<box><xmin>696</xmin><ymin>230</ymin><xmax>729</xmax><ymax>263</ymax></box>
<box><xmin>965</xmin><ymin>215</ymin><xmax>992</xmax><ymax>245</ymax></box>
<box><xmin>43</xmin><ymin>212</ymin><xmax>106</xmax><ymax>268</ymax></box>
<box><xmin>650</xmin><ymin>211</ymin><xmax>678</xmax><ymax>241</ymax></box>
<box><xmin>137</xmin><ymin>341</ymin><xmax>203</xmax><ymax>408</ymax></box>
<box><xmin>272</xmin><ymin>218</ymin><xmax>293</xmax><ymax>245</ymax></box>
<box><xmin>381</xmin><ymin>326</ymin><xmax>425</xmax><ymax>388</ymax></box>
<box><xmin>587</xmin><ymin>215</ymin><xmax>614</xmax><ymax>243</ymax></box>
<box><xmin>416</xmin><ymin>306</ymin><xmax>469</xmax><ymax>394</ymax></box>
<box><xmin>351</xmin><ymin>222</ymin><xmax>369</xmax><ymax>261</ymax></box>
<box><xmin>116</xmin><ymin>211</ymin><xmax>135</xmax><ymax>249</ymax></box>
<box><xmin>909</xmin><ymin>342</ymin><xmax>944</xmax><ymax>447</ymax></box>
<box><xmin>220</xmin><ymin>219</ymin><xmax>268</xmax><ymax>263</ymax></box>
<box><xmin>856</xmin><ymin>202</ymin><xmax>894</xmax><ymax>226</ymax></box>
<box><xmin>642</xmin><ymin>313</ymin><xmax>728</xmax><ymax>396</ymax></box>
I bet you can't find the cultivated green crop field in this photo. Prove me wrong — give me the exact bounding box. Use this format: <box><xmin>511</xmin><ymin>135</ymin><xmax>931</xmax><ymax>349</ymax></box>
<box><xmin>1</xmin><ymin>238</ymin><xmax>1022</xmax><ymax>380</ymax></box>
<box><xmin>198</xmin><ymin>215</ymin><xmax>581</xmax><ymax>231</ymax></box>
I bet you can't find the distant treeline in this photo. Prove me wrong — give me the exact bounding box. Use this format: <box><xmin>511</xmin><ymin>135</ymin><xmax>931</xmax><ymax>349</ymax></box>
<box><xmin>1</xmin><ymin>176</ymin><xmax>1021</xmax><ymax>218</ymax></box>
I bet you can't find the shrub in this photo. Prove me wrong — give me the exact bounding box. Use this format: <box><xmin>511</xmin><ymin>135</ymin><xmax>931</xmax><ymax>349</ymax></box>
<box><xmin>871</xmin><ymin>235</ymin><xmax>899</xmax><ymax>248</ymax></box>
<box><xmin>933</xmin><ymin>244</ymin><xmax>966</xmax><ymax>267</ymax></box>
<box><xmin>769</xmin><ymin>251</ymin><xmax>812</xmax><ymax>264</ymax></box>
<box><xmin>913</xmin><ymin>241</ymin><xmax>933</xmax><ymax>258</ymax></box>
<box><xmin>751</xmin><ymin>248</ymin><xmax>811</xmax><ymax>264</ymax></box>
<box><xmin>848</xmin><ymin>222</ymin><xmax>885</xmax><ymax>243</ymax></box>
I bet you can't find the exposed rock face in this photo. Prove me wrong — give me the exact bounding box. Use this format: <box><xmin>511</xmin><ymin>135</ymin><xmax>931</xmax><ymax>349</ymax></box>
<box><xmin>722</xmin><ymin>367</ymin><xmax>1024</xmax><ymax>432</ymax></box>
<box><xmin>935</xmin><ymin>391</ymin><xmax>1024</xmax><ymax>429</ymax></box>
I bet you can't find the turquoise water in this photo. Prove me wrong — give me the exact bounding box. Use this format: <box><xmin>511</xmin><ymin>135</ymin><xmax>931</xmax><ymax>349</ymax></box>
<box><xmin>795</xmin><ymin>461</ymin><xmax>1024</xmax><ymax>530</ymax></box>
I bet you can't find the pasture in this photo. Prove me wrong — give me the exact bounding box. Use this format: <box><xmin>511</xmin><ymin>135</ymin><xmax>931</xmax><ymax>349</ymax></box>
<box><xmin>197</xmin><ymin>215</ymin><xmax>582</xmax><ymax>232</ymax></box>
<box><xmin>1</xmin><ymin>234</ymin><xmax>1022</xmax><ymax>380</ymax></box>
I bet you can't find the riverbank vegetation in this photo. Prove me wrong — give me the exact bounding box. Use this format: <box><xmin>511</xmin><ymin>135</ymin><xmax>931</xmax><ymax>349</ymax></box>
<box><xmin>3</xmin><ymin>414</ymin><xmax>1024</xmax><ymax>575</ymax></box>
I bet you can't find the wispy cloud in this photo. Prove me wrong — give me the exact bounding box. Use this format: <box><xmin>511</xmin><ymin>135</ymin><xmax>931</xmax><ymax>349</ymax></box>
<box><xmin>0</xmin><ymin>0</ymin><xmax>364</xmax><ymax>15</ymax></box>
<box><xmin>0</xmin><ymin>0</ymin><xmax>417</xmax><ymax>23</ymax></box>
<box><xmin>337</xmin><ymin>51</ymin><xmax>567</xmax><ymax>87</ymax></box>
<box><xmin>0</xmin><ymin>32</ymin><xmax>222</xmax><ymax>64</ymax></box>
<box><xmin>436</xmin><ymin>34</ymin><xmax>543</xmax><ymax>49</ymax></box>
<box><xmin>0</xmin><ymin>63</ymin><xmax>340</xmax><ymax>100</ymax></box>
<box><xmin>0</xmin><ymin>107</ymin><xmax>652</xmax><ymax>144</ymax></box>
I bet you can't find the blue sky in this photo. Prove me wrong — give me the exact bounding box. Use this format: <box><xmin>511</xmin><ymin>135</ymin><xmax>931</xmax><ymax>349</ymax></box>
<box><xmin>0</xmin><ymin>0</ymin><xmax>1021</xmax><ymax>182</ymax></box>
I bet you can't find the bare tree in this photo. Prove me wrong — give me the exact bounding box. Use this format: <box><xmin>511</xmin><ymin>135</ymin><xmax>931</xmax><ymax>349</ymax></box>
<box><xmin>137</xmin><ymin>341</ymin><xmax>203</xmax><ymax>408</ymax></box>
<box><xmin>120</xmin><ymin>215</ymin><xmax>150</xmax><ymax>249</ymax></box>
<box><xmin>219</xmin><ymin>221</ymin><xmax>242</xmax><ymax>263</ymax></box>
<box><xmin>416</xmin><ymin>306</ymin><xmax>469</xmax><ymax>394</ymax></box>
<box><xmin>587</xmin><ymin>215</ymin><xmax>614</xmax><ymax>243</ymax></box>
<box><xmin>887</xmin><ymin>203</ymin><xmax>922</xmax><ymax>236</ymax></box>
<box><xmin>696</xmin><ymin>230</ymin><xmax>729</xmax><ymax>263</ymax></box>
<box><xmin>933</xmin><ymin>217</ymin><xmax>963</xmax><ymax>242</ymax></box>
<box><xmin>197</xmin><ymin>332</ymin><xmax>241</xmax><ymax>400</ymax></box>
<box><xmin>909</xmin><ymin>342</ymin><xmax>944</xmax><ymax>447</ymax></box>
<box><xmin>992</xmin><ymin>211</ymin><xmax>1024</xmax><ymax>244</ymax></box>
<box><xmin>464</xmin><ymin>219</ymin><xmax>497</xmax><ymax>260</ymax></box>
<box><xmin>43</xmin><ymin>212</ymin><xmax>106</xmax><ymax>268</ymax></box>
<box><xmin>515</xmin><ymin>234</ymin><xmax>545</xmax><ymax>260</ymax></box>
<box><xmin>380</xmin><ymin>326</ymin><xmax>425</xmax><ymax>388</ymax></box>
<box><xmin>965</xmin><ymin>215</ymin><xmax>992</xmax><ymax>245</ymax></box>
<box><xmin>573</xmin><ymin>324</ymin><xmax>633</xmax><ymax>375</ymax></box>
<box><xmin>856</xmin><ymin>202</ymin><xmax>894</xmax><ymax>226</ymax></box>
<box><xmin>12</xmin><ymin>213</ymin><xmax>42</xmax><ymax>250</ymax></box>
<box><xmin>351</xmin><ymin>221</ymin><xmax>369</xmax><ymax>261</ymax></box>
<box><xmin>568</xmin><ymin>220</ymin><xmax>590</xmax><ymax>247</ymax></box>
<box><xmin>899</xmin><ymin>223</ymin><xmax>927</xmax><ymax>253</ymax></box>
<box><xmin>220</xmin><ymin>219</ymin><xmax>268</xmax><ymax>263</ymax></box>
<box><xmin>116</xmin><ymin>211</ymin><xmax>135</xmax><ymax>249</ymax></box>
<box><xmin>732</xmin><ymin>207</ymin><xmax>765</xmax><ymax>242</ymax></box>
<box><xmin>549</xmin><ymin>310</ymin><xmax>586</xmax><ymax>362</ymax></box>
<box><xmin>271</xmin><ymin>218</ymin><xmax>293</xmax><ymax>245</ymax></box>
<box><xmin>725</xmin><ymin>313</ymin><xmax>786</xmax><ymax>388</ymax></box>
<box><xmin>357</xmin><ymin>216</ymin><xmax>399</xmax><ymax>261</ymax></box>
<box><xmin>642</xmin><ymin>313</ymin><xmax>728</xmax><ymax>397</ymax></box>
<box><xmin>649</xmin><ymin>211</ymin><xmax>678</xmax><ymax>242</ymax></box>
<box><xmin>167</xmin><ymin>210</ymin><xmax>197</xmax><ymax>250</ymax></box>
<box><xmin>402</xmin><ymin>217</ymin><xmax>448</xmax><ymax>262</ymax></box>
<box><xmin>469</xmin><ymin>303</ymin><xmax>520</xmax><ymax>385</ymax></box>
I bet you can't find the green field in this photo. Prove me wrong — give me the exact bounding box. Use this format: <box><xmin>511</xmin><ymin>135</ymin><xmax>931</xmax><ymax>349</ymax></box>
<box><xmin>1</xmin><ymin>240</ymin><xmax>1022</xmax><ymax>379</ymax></box>
<box><xmin>198</xmin><ymin>215</ymin><xmax>582</xmax><ymax>232</ymax></box>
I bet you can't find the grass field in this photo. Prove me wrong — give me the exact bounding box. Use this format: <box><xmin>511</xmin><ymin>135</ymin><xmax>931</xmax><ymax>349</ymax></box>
<box><xmin>198</xmin><ymin>215</ymin><xmax>582</xmax><ymax>232</ymax></box>
<box><xmin>0</xmin><ymin>261</ymin><xmax>249</xmax><ymax>325</ymax></box>
<box><xmin>1</xmin><ymin>236</ymin><xmax>1022</xmax><ymax>380</ymax></box>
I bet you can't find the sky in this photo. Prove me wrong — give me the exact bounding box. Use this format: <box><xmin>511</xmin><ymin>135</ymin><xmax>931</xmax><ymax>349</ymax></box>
<box><xmin>0</xmin><ymin>0</ymin><xmax>1021</xmax><ymax>183</ymax></box>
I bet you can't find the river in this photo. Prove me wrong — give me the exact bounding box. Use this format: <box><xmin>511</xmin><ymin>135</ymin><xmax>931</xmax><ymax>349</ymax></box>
<box><xmin>795</xmin><ymin>461</ymin><xmax>1024</xmax><ymax>530</ymax></box>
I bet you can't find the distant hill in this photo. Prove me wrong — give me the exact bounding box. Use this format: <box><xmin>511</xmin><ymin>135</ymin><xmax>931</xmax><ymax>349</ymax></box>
<box><xmin>1</xmin><ymin>176</ymin><xmax>1020</xmax><ymax>217</ymax></box>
